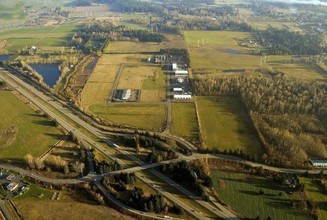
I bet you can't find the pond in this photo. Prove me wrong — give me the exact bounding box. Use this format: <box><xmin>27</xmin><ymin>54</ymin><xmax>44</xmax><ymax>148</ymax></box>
<box><xmin>29</xmin><ymin>63</ymin><xmax>61</xmax><ymax>88</ymax></box>
<box><xmin>0</xmin><ymin>54</ymin><xmax>13</xmax><ymax>62</ymax></box>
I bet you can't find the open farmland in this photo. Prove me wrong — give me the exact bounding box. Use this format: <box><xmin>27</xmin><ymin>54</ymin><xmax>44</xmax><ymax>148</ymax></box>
<box><xmin>89</xmin><ymin>103</ymin><xmax>166</xmax><ymax>130</ymax></box>
<box><xmin>212</xmin><ymin>171</ymin><xmax>312</xmax><ymax>220</ymax></box>
<box><xmin>117</xmin><ymin>65</ymin><xmax>166</xmax><ymax>102</ymax></box>
<box><xmin>184</xmin><ymin>31</ymin><xmax>261</xmax><ymax>71</ymax></box>
<box><xmin>267</xmin><ymin>56</ymin><xmax>327</xmax><ymax>81</ymax></box>
<box><xmin>81</xmin><ymin>54</ymin><xmax>149</xmax><ymax>109</ymax></box>
<box><xmin>301</xmin><ymin>178</ymin><xmax>327</xmax><ymax>220</ymax></box>
<box><xmin>0</xmin><ymin>91</ymin><xmax>64</xmax><ymax>161</ymax></box>
<box><xmin>196</xmin><ymin>96</ymin><xmax>262</xmax><ymax>156</ymax></box>
<box><xmin>171</xmin><ymin>103</ymin><xmax>198</xmax><ymax>139</ymax></box>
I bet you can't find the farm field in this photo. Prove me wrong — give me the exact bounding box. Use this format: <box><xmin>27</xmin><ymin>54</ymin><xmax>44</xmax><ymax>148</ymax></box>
<box><xmin>14</xmin><ymin>184</ymin><xmax>132</xmax><ymax>220</ymax></box>
<box><xmin>105</xmin><ymin>35</ymin><xmax>186</xmax><ymax>53</ymax></box>
<box><xmin>0</xmin><ymin>91</ymin><xmax>64</xmax><ymax>161</ymax></box>
<box><xmin>267</xmin><ymin>57</ymin><xmax>327</xmax><ymax>80</ymax></box>
<box><xmin>301</xmin><ymin>177</ymin><xmax>327</xmax><ymax>220</ymax></box>
<box><xmin>0</xmin><ymin>25</ymin><xmax>81</xmax><ymax>53</ymax></box>
<box><xmin>212</xmin><ymin>171</ymin><xmax>313</xmax><ymax>220</ymax></box>
<box><xmin>81</xmin><ymin>54</ymin><xmax>148</xmax><ymax>109</ymax></box>
<box><xmin>171</xmin><ymin>103</ymin><xmax>198</xmax><ymax>139</ymax></box>
<box><xmin>89</xmin><ymin>103</ymin><xmax>166</xmax><ymax>130</ymax></box>
<box><xmin>195</xmin><ymin>96</ymin><xmax>262</xmax><ymax>156</ymax></box>
<box><xmin>117</xmin><ymin>65</ymin><xmax>166</xmax><ymax>102</ymax></box>
<box><xmin>184</xmin><ymin>31</ymin><xmax>261</xmax><ymax>71</ymax></box>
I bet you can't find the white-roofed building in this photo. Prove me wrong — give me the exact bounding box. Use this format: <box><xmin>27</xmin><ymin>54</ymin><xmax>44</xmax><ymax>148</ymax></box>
<box><xmin>174</xmin><ymin>70</ymin><xmax>188</xmax><ymax>75</ymax></box>
<box><xmin>173</xmin><ymin>94</ymin><xmax>192</xmax><ymax>99</ymax></box>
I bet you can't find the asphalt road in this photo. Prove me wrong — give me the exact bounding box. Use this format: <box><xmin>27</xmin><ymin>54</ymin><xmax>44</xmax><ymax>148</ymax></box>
<box><xmin>0</xmin><ymin>70</ymin><xmax>228</xmax><ymax>219</ymax></box>
<box><xmin>2</xmin><ymin>68</ymin><xmax>323</xmax><ymax>219</ymax></box>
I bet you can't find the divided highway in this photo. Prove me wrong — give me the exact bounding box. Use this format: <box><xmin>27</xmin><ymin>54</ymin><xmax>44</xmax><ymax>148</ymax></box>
<box><xmin>0</xmin><ymin>69</ymin><xmax>238</xmax><ymax>219</ymax></box>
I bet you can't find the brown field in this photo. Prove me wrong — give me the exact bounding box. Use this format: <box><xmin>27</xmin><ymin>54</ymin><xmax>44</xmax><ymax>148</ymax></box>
<box><xmin>104</xmin><ymin>35</ymin><xmax>186</xmax><ymax>53</ymax></box>
<box><xmin>14</xmin><ymin>187</ymin><xmax>133</xmax><ymax>220</ymax></box>
<box><xmin>81</xmin><ymin>54</ymin><xmax>148</xmax><ymax>109</ymax></box>
<box><xmin>70</xmin><ymin>5</ymin><xmax>110</xmax><ymax>13</ymax></box>
<box><xmin>117</xmin><ymin>65</ymin><xmax>166</xmax><ymax>102</ymax></box>
<box><xmin>117</xmin><ymin>65</ymin><xmax>159</xmax><ymax>89</ymax></box>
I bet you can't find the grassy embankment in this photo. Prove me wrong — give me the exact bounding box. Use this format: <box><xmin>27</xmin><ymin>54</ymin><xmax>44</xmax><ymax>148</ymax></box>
<box><xmin>0</xmin><ymin>91</ymin><xmax>64</xmax><ymax>161</ymax></box>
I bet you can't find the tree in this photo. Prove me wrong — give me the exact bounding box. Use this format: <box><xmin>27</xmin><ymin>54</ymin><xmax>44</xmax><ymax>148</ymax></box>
<box><xmin>25</xmin><ymin>154</ymin><xmax>35</xmax><ymax>169</ymax></box>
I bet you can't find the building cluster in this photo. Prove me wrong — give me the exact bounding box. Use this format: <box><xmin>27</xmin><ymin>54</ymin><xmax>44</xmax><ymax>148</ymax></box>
<box><xmin>170</xmin><ymin>63</ymin><xmax>192</xmax><ymax>100</ymax></box>
<box><xmin>0</xmin><ymin>171</ymin><xmax>29</xmax><ymax>197</ymax></box>
<box><xmin>112</xmin><ymin>89</ymin><xmax>140</xmax><ymax>102</ymax></box>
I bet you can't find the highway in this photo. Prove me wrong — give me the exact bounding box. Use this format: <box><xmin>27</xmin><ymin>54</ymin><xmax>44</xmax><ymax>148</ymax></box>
<box><xmin>1</xmin><ymin>68</ymin><xmax>324</xmax><ymax>219</ymax></box>
<box><xmin>0</xmin><ymin>69</ymin><xmax>234</xmax><ymax>219</ymax></box>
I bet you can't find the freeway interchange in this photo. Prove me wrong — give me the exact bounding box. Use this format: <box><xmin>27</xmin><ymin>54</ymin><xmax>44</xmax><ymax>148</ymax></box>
<box><xmin>0</xmin><ymin>68</ymin><xmax>323</xmax><ymax>220</ymax></box>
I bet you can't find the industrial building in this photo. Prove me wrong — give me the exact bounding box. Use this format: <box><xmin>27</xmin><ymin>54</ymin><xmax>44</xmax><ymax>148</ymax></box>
<box><xmin>172</xmin><ymin>63</ymin><xmax>177</xmax><ymax>71</ymax></box>
<box><xmin>174</xmin><ymin>70</ymin><xmax>188</xmax><ymax>75</ymax></box>
<box><xmin>173</xmin><ymin>87</ymin><xmax>183</xmax><ymax>92</ymax></box>
<box><xmin>122</xmin><ymin>89</ymin><xmax>131</xmax><ymax>100</ymax></box>
<box><xmin>173</xmin><ymin>94</ymin><xmax>192</xmax><ymax>99</ymax></box>
<box><xmin>310</xmin><ymin>159</ymin><xmax>327</xmax><ymax>167</ymax></box>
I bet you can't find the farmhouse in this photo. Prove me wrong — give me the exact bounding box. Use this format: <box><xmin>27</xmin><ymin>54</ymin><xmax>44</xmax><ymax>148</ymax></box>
<box><xmin>174</xmin><ymin>70</ymin><xmax>188</xmax><ymax>75</ymax></box>
<box><xmin>310</xmin><ymin>159</ymin><xmax>327</xmax><ymax>167</ymax></box>
<box><xmin>173</xmin><ymin>94</ymin><xmax>192</xmax><ymax>99</ymax></box>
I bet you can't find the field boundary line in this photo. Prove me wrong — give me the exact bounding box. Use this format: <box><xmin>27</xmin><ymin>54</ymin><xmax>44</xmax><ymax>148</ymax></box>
<box><xmin>193</xmin><ymin>96</ymin><xmax>205</xmax><ymax>148</ymax></box>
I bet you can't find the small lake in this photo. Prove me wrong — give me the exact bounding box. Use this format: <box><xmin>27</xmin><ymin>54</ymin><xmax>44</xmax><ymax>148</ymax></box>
<box><xmin>29</xmin><ymin>63</ymin><xmax>61</xmax><ymax>88</ymax></box>
<box><xmin>0</xmin><ymin>54</ymin><xmax>13</xmax><ymax>62</ymax></box>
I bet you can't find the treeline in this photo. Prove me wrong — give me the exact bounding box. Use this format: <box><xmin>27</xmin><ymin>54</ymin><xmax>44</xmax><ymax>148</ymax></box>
<box><xmin>193</xmin><ymin>75</ymin><xmax>327</xmax><ymax>167</ymax></box>
<box><xmin>102</xmin><ymin>174</ymin><xmax>183</xmax><ymax>215</ymax></box>
<box><xmin>71</xmin><ymin>21</ymin><xmax>165</xmax><ymax>47</ymax></box>
<box><xmin>253</xmin><ymin>28</ymin><xmax>323</xmax><ymax>55</ymax></box>
<box><xmin>159</xmin><ymin>160</ymin><xmax>212</xmax><ymax>197</ymax></box>
<box><xmin>98</xmin><ymin>0</ymin><xmax>162</xmax><ymax>13</ymax></box>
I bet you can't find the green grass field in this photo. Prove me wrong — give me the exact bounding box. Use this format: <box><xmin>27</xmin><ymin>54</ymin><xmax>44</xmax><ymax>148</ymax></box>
<box><xmin>196</xmin><ymin>96</ymin><xmax>263</xmax><ymax>156</ymax></box>
<box><xmin>184</xmin><ymin>31</ymin><xmax>261</xmax><ymax>71</ymax></box>
<box><xmin>89</xmin><ymin>103</ymin><xmax>166</xmax><ymax>130</ymax></box>
<box><xmin>212</xmin><ymin>171</ymin><xmax>313</xmax><ymax>220</ymax></box>
<box><xmin>0</xmin><ymin>25</ymin><xmax>81</xmax><ymax>53</ymax></box>
<box><xmin>0</xmin><ymin>91</ymin><xmax>64</xmax><ymax>161</ymax></box>
<box><xmin>171</xmin><ymin>103</ymin><xmax>198</xmax><ymax>139</ymax></box>
<box><xmin>301</xmin><ymin>178</ymin><xmax>327</xmax><ymax>220</ymax></box>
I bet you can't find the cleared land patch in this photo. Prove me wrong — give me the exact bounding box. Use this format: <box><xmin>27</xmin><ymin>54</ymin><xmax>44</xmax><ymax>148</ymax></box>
<box><xmin>267</xmin><ymin>57</ymin><xmax>327</xmax><ymax>81</ymax></box>
<box><xmin>0</xmin><ymin>91</ymin><xmax>63</xmax><ymax>160</ymax></box>
<box><xmin>184</xmin><ymin>31</ymin><xmax>261</xmax><ymax>71</ymax></box>
<box><xmin>171</xmin><ymin>103</ymin><xmax>198</xmax><ymax>139</ymax></box>
<box><xmin>212</xmin><ymin>171</ymin><xmax>312</xmax><ymax>220</ymax></box>
<box><xmin>196</xmin><ymin>96</ymin><xmax>262</xmax><ymax>156</ymax></box>
<box><xmin>89</xmin><ymin>103</ymin><xmax>166</xmax><ymax>130</ymax></box>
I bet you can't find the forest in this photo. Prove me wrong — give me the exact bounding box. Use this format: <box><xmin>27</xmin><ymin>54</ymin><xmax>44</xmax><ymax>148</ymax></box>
<box><xmin>253</xmin><ymin>28</ymin><xmax>324</xmax><ymax>55</ymax></box>
<box><xmin>193</xmin><ymin>75</ymin><xmax>327</xmax><ymax>168</ymax></box>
